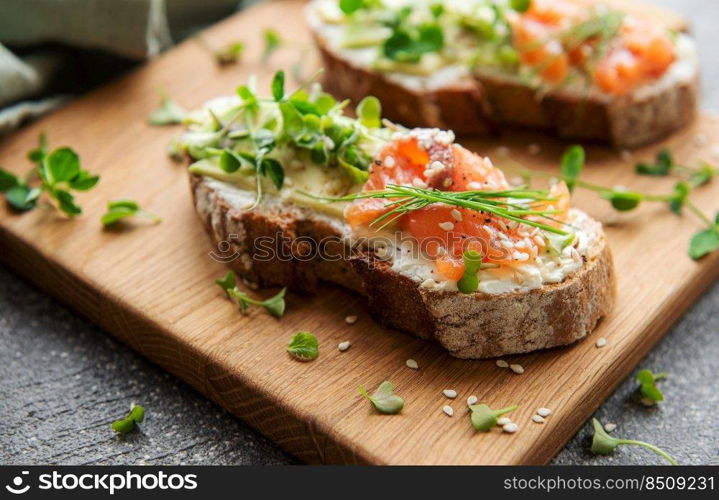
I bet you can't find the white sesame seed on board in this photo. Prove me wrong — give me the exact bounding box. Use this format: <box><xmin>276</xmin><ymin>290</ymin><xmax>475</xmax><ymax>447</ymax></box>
<box><xmin>694</xmin><ymin>133</ymin><xmax>708</xmax><ymax>147</ymax></box>
<box><xmin>345</xmin><ymin>315</ymin><xmax>358</xmax><ymax>325</ymax></box>
<box><xmin>528</xmin><ymin>143</ymin><xmax>541</xmax><ymax>155</ymax></box>
<box><xmin>496</xmin><ymin>359</ymin><xmax>509</xmax><ymax>368</ymax></box>
<box><xmin>443</xmin><ymin>389</ymin><xmax>458</xmax><ymax>399</ymax></box>
<box><xmin>439</xmin><ymin>221</ymin><xmax>455</xmax><ymax>231</ymax></box>
<box><xmin>620</xmin><ymin>150</ymin><xmax>633</xmax><ymax>162</ymax></box>
<box><xmin>497</xmin><ymin>417</ymin><xmax>512</xmax><ymax>426</ymax></box>
<box><xmin>502</xmin><ymin>422</ymin><xmax>519</xmax><ymax>433</ymax></box>
<box><xmin>532</xmin><ymin>415</ymin><xmax>545</xmax><ymax>423</ymax></box>
<box><xmin>510</xmin><ymin>364</ymin><xmax>525</xmax><ymax>374</ymax></box>
<box><xmin>451</xmin><ymin>209</ymin><xmax>463</xmax><ymax>222</ymax></box>
<box><xmin>443</xmin><ymin>405</ymin><xmax>454</xmax><ymax>417</ymax></box>
<box><xmin>406</xmin><ymin>359</ymin><xmax>419</xmax><ymax>370</ymax></box>
<box><xmin>496</xmin><ymin>146</ymin><xmax>510</xmax><ymax>156</ymax></box>
<box><xmin>596</xmin><ymin>337</ymin><xmax>607</xmax><ymax>348</ymax></box>
<box><xmin>537</xmin><ymin>407</ymin><xmax>552</xmax><ymax>417</ymax></box>
<box><xmin>338</xmin><ymin>341</ymin><xmax>351</xmax><ymax>352</ymax></box>
<box><xmin>604</xmin><ymin>423</ymin><xmax>617</xmax><ymax>432</ymax></box>
<box><xmin>467</xmin><ymin>395</ymin><xmax>478</xmax><ymax>406</ymax></box>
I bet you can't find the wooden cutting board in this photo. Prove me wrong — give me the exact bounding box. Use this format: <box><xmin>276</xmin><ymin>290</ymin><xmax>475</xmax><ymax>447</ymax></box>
<box><xmin>1</xmin><ymin>0</ymin><xmax>716</xmax><ymax>464</ymax></box>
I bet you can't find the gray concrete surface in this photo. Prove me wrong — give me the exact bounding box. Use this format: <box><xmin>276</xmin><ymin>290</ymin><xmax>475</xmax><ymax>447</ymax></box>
<box><xmin>1</xmin><ymin>0</ymin><xmax>718</xmax><ymax>466</ymax></box>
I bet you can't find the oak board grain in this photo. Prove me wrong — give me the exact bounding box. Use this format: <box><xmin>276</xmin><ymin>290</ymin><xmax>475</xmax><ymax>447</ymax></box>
<box><xmin>0</xmin><ymin>0</ymin><xmax>715</xmax><ymax>464</ymax></box>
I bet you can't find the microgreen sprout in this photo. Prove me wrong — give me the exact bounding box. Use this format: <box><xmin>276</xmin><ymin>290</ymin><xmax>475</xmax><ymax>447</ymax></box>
<box><xmin>148</xmin><ymin>92</ymin><xmax>187</xmax><ymax>125</ymax></box>
<box><xmin>215</xmin><ymin>271</ymin><xmax>286</xmax><ymax>318</ymax></box>
<box><xmin>262</xmin><ymin>29</ymin><xmax>282</xmax><ymax>64</ymax></box>
<box><xmin>635</xmin><ymin>149</ymin><xmax>716</xmax><ymax>188</ymax></box>
<box><xmin>101</xmin><ymin>200</ymin><xmax>162</xmax><ymax>227</ymax></box>
<box><xmin>636</xmin><ymin>369</ymin><xmax>667</xmax><ymax>405</ymax></box>
<box><xmin>469</xmin><ymin>403</ymin><xmax>517</xmax><ymax>432</ymax></box>
<box><xmin>214</xmin><ymin>41</ymin><xmax>245</xmax><ymax>66</ymax></box>
<box><xmin>1</xmin><ymin>133</ymin><xmax>99</xmax><ymax>216</ymax></box>
<box><xmin>287</xmin><ymin>331</ymin><xmax>319</xmax><ymax>361</ymax></box>
<box><xmin>111</xmin><ymin>404</ymin><xmax>145</xmax><ymax>434</ymax></box>
<box><xmin>590</xmin><ymin>418</ymin><xmax>677</xmax><ymax>465</ymax></box>
<box><xmin>457</xmin><ymin>250</ymin><xmax>482</xmax><ymax>294</ymax></box>
<box><xmin>359</xmin><ymin>380</ymin><xmax>404</xmax><ymax>414</ymax></box>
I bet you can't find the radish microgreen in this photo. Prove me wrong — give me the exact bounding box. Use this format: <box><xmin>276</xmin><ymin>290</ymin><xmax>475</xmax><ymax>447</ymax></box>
<box><xmin>590</xmin><ymin>418</ymin><xmax>677</xmax><ymax>465</ymax></box>
<box><xmin>215</xmin><ymin>271</ymin><xmax>286</xmax><ymax>318</ymax></box>
<box><xmin>469</xmin><ymin>403</ymin><xmax>517</xmax><ymax>432</ymax></box>
<box><xmin>457</xmin><ymin>249</ymin><xmax>482</xmax><ymax>294</ymax></box>
<box><xmin>101</xmin><ymin>200</ymin><xmax>162</xmax><ymax>227</ymax></box>
<box><xmin>148</xmin><ymin>92</ymin><xmax>187</xmax><ymax>126</ymax></box>
<box><xmin>636</xmin><ymin>369</ymin><xmax>667</xmax><ymax>405</ymax></box>
<box><xmin>287</xmin><ymin>331</ymin><xmax>319</xmax><ymax>361</ymax></box>
<box><xmin>636</xmin><ymin>149</ymin><xmax>716</xmax><ymax>187</ymax></box>
<box><xmin>262</xmin><ymin>29</ymin><xmax>282</xmax><ymax>64</ymax></box>
<box><xmin>359</xmin><ymin>380</ymin><xmax>404</xmax><ymax>414</ymax></box>
<box><xmin>111</xmin><ymin>404</ymin><xmax>145</xmax><ymax>434</ymax></box>
<box><xmin>214</xmin><ymin>41</ymin><xmax>245</xmax><ymax>66</ymax></box>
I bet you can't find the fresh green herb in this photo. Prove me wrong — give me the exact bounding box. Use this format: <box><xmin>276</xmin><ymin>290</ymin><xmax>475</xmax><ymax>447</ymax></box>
<box><xmin>214</xmin><ymin>41</ymin><xmax>245</xmax><ymax>66</ymax></box>
<box><xmin>469</xmin><ymin>403</ymin><xmax>517</xmax><ymax>432</ymax></box>
<box><xmin>340</xmin><ymin>0</ymin><xmax>364</xmax><ymax>15</ymax></box>
<box><xmin>215</xmin><ymin>271</ymin><xmax>286</xmax><ymax>317</ymax></box>
<box><xmin>590</xmin><ymin>418</ymin><xmax>677</xmax><ymax>465</ymax></box>
<box><xmin>287</xmin><ymin>331</ymin><xmax>319</xmax><ymax>361</ymax></box>
<box><xmin>457</xmin><ymin>249</ymin><xmax>482</xmax><ymax>294</ymax></box>
<box><xmin>262</xmin><ymin>29</ymin><xmax>282</xmax><ymax>64</ymax></box>
<box><xmin>356</xmin><ymin>96</ymin><xmax>382</xmax><ymax>129</ymax></box>
<box><xmin>148</xmin><ymin>92</ymin><xmax>187</xmax><ymax>125</ymax></box>
<box><xmin>309</xmin><ymin>184</ymin><xmax>569</xmax><ymax>235</ymax></box>
<box><xmin>689</xmin><ymin>223</ymin><xmax>719</xmax><ymax>260</ymax></box>
<box><xmin>560</xmin><ymin>145</ymin><xmax>584</xmax><ymax>193</ymax></box>
<box><xmin>635</xmin><ymin>149</ymin><xmax>716</xmax><ymax>187</ymax></box>
<box><xmin>359</xmin><ymin>380</ymin><xmax>404</xmax><ymax>414</ymax></box>
<box><xmin>101</xmin><ymin>200</ymin><xmax>162</xmax><ymax>227</ymax></box>
<box><xmin>636</xmin><ymin>369</ymin><xmax>667</xmax><ymax>405</ymax></box>
<box><xmin>383</xmin><ymin>22</ymin><xmax>444</xmax><ymax>63</ymax></box>
<box><xmin>510</xmin><ymin>0</ymin><xmax>532</xmax><ymax>12</ymax></box>
<box><xmin>167</xmin><ymin>137</ymin><xmax>185</xmax><ymax>162</ymax></box>
<box><xmin>27</xmin><ymin>132</ymin><xmax>48</xmax><ymax>168</ymax></box>
<box><xmin>111</xmin><ymin>404</ymin><xmax>145</xmax><ymax>434</ymax></box>
<box><xmin>272</xmin><ymin>70</ymin><xmax>285</xmax><ymax>102</ymax></box>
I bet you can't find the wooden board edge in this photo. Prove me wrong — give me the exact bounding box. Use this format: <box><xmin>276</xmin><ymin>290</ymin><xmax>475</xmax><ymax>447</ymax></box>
<box><xmin>0</xmin><ymin>226</ymin><xmax>374</xmax><ymax>465</ymax></box>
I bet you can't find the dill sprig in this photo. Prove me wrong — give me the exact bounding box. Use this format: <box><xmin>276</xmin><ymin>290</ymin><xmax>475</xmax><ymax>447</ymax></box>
<box><xmin>303</xmin><ymin>184</ymin><xmax>569</xmax><ymax>235</ymax></box>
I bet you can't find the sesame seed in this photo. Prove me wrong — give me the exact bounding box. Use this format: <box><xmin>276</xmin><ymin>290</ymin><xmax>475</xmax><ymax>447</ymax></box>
<box><xmin>439</xmin><ymin>221</ymin><xmax>454</xmax><ymax>231</ymax></box>
<box><xmin>467</xmin><ymin>395</ymin><xmax>478</xmax><ymax>406</ymax></box>
<box><xmin>345</xmin><ymin>315</ymin><xmax>358</xmax><ymax>324</ymax></box>
<box><xmin>406</xmin><ymin>359</ymin><xmax>419</xmax><ymax>370</ymax></box>
<box><xmin>467</xmin><ymin>181</ymin><xmax>484</xmax><ymax>190</ymax></box>
<box><xmin>497</xmin><ymin>417</ymin><xmax>512</xmax><ymax>426</ymax></box>
<box><xmin>338</xmin><ymin>341</ymin><xmax>351</xmax><ymax>352</ymax></box>
<box><xmin>498</xmin><ymin>220</ymin><xmax>508</xmax><ymax>232</ymax></box>
<box><xmin>502</xmin><ymin>422</ymin><xmax>519</xmax><ymax>433</ymax></box>
<box><xmin>442</xmin><ymin>178</ymin><xmax>453</xmax><ymax>188</ymax></box>
<box><xmin>604</xmin><ymin>423</ymin><xmax>617</xmax><ymax>432</ymax></box>
<box><xmin>412</xmin><ymin>178</ymin><xmax>428</xmax><ymax>188</ymax></box>
<box><xmin>383</xmin><ymin>156</ymin><xmax>396</xmax><ymax>168</ymax></box>
<box><xmin>510</xmin><ymin>364</ymin><xmax>524</xmax><ymax>374</ymax></box>
<box><xmin>451</xmin><ymin>209</ymin><xmax>463</xmax><ymax>222</ymax></box>
<box><xmin>537</xmin><ymin>408</ymin><xmax>552</xmax><ymax>417</ymax></box>
<box><xmin>534</xmin><ymin>235</ymin><xmax>545</xmax><ymax>247</ymax></box>
<box><xmin>443</xmin><ymin>389</ymin><xmax>458</xmax><ymax>399</ymax></box>
<box><xmin>528</xmin><ymin>143</ymin><xmax>541</xmax><ymax>155</ymax></box>
<box><xmin>694</xmin><ymin>133</ymin><xmax>708</xmax><ymax>147</ymax></box>
<box><xmin>496</xmin><ymin>146</ymin><xmax>510</xmax><ymax>156</ymax></box>
<box><xmin>443</xmin><ymin>405</ymin><xmax>454</xmax><ymax>417</ymax></box>
<box><xmin>620</xmin><ymin>150</ymin><xmax>633</xmax><ymax>162</ymax></box>
<box><xmin>496</xmin><ymin>359</ymin><xmax>509</xmax><ymax>368</ymax></box>
<box><xmin>420</xmin><ymin>278</ymin><xmax>436</xmax><ymax>289</ymax></box>
<box><xmin>532</xmin><ymin>415</ymin><xmax>545</xmax><ymax>423</ymax></box>
<box><xmin>595</xmin><ymin>337</ymin><xmax>607</xmax><ymax>348</ymax></box>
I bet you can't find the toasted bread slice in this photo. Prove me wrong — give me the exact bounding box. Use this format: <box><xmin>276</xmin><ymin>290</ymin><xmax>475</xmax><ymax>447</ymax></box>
<box><xmin>191</xmin><ymin>174</ymin><xmax>615</xmax><ymax>359</ymax></box>
<box><xmin>307</xmin><ymin>1</ymin><xmax>699</xmax><ymax>148</ymax></box>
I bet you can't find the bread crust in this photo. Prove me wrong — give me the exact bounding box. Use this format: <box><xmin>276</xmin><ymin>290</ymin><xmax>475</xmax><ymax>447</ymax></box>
<box><xmin>311</xmin><ymin>29</ymin><xmax>698</xmax><ymax>149</ymax></box>
<box><xmin>191</xmin><ymin>174</ymin><xmax>616</xmax><ymax>359</ymax></box>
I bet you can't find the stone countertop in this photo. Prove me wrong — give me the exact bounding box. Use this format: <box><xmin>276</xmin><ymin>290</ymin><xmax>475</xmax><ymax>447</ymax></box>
<box><xmin>1</xmin><ymin>0</ymin><xmax>717</xmax><ymax>466</ymax></box>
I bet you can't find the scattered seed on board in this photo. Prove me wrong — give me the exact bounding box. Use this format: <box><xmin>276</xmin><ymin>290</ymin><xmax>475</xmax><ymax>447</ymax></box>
<box><xmin>406</xmin><ymin>359</ymin><xmax>419</xmax><ymax>370</ymax></box>
<box><xmin>345</xmin><ymin>315</ymin><xmax>358</xmax><ymax>325</ymax></box>
<box><xmin>338</xmin><ymin>341</ymin><xmax>351</xmax><ymax>352</ymax></box>
<box><xmin>510</xmin><ymin>364</ymin><xmax>525</xmax><ymax>374</ymax></box>
<box><xmin>496</xmin><ymin>360</ymin><xmax>509</xmax><ymax>368</ymax></box>
<box><xmin>596</xmin><ymin>337</ymin><xmax>607</xmax><ymax>348</ymax></box>
<box><xmin>503</xmin><ymin>422</ymin><xmax>519</xmax><ymax>433</ymax></box>
<box><xmin>528</xmin><ymin>143</ymin><xmax>541</xmax><ymax>155</ymax></box>
<box><xmin>467</xmin><ymin>395</ymin><xmax>478</xmax><ymax>406</ymax></box>
<box><xmin>532</xmin><ymin>415</ymin><xmax>545</xmax><ymax>424</ymax></box>
<box><xmin>537</xmin><ymin>408</ymin><xmax>552</xmax><ymax>417</ymax></box>
<box><xmin>497</xmin><ymin>417</ymin><xmax>512</xmax><ymax>426</ymax></box>
<box><xmin>604</xmin><ymin>423</ymin><xmax>617</xmax><ymax>432</ymax></box>
<box><xmin>443</xmin><ymin>389</ymin><xmax>458</xmax><ymax>399</ymax></box>
<box><xmin>443</xmin><ymin>405</ymin><xmax>454</xmax><ymax>417</ymax></box>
